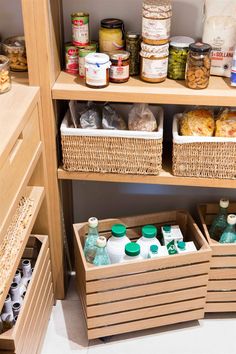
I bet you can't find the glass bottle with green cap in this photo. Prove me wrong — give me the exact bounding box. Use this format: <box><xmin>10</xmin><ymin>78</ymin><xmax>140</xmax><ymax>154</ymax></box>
<box><xmin>219</xmin><ymin>214</ymin><xmax>236</xmax><ymax>244</ymax></box>
<box><xmin>93</xmin><ymin>236</ymin><xmax>111</xmax><ymax>266</ymax></box>
<box><xmin>121</xmin><ymin>242</ymin><xmax>143</xmax><ymax>262</ymax></box>
<box><xmin>209</xmin><ymin>198</ymin><xmax>229</xmax><ymax>241</ymax></box>
<box><xmin>84</xmin><ymin>217</ymin><xmax>99</xmax><ymax>263</ymax></box>
<box><xmin>107</xmin><ymin>224</ymin><xmax>130</xmax><ymax>264</ymax></box>
<box><xmin>136</xmin><ymin>225</ymin><xmax>161</xmax><ymax>259</ymax></box>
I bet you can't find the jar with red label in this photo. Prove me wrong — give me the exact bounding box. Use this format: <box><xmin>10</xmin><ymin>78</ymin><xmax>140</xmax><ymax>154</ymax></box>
<box><xmin>109</xmin><ymin>51</ymin><xmax>130</xmax><ymax>83</ymax></box>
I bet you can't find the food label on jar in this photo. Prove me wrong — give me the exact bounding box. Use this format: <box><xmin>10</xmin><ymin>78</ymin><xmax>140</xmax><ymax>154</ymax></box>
<box><xmin>142</xmin><ymin>17</ymin><xmax>170</xmax><ymax>41</ymax></box>
<box><xmin>110</xmin><ymin>65</ymin><xmax>129</xmax><ymax>80</ymax></box>
<box><xmin>100</xmin><ymin>40</ymin><xmax>125</xmax><ymax>52</ymax></box>
<box><xmin>142</xmin><ymin>57</ymin><xmax>168</xmax><ymax>79</ymax></box>
<box><xmin>72</xmin><ymin>18</ymin><xmax>89</xmax><ymax>46</ymax></box>
<box><xmin>86</xmin><ymin>66</ymin><xmax>107</xmax><ymax>86</ymax></box>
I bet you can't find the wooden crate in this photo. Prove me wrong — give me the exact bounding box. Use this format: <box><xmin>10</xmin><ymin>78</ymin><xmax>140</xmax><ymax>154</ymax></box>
<box><xmin>0</xmin><ymin>235</ymin><xmax>54</xmax><ymax>353</ymax></box>
<box><xmin>73</xmin><ymin>210</ymin><xmax>211</xmax><ymax>340</ymax></box>
<box><xmin>198</xmin><ymin>203</ymin><xmax>236</xmax><ymax>313</ymax></box>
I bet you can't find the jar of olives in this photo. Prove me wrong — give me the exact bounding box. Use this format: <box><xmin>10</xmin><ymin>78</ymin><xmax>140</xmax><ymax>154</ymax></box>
<box><xmin>167</xmin><ymin>36</ymin><xmax>194</xmax><ymax>80</ymax></box>
<box><xmin>126</xmin><ymin>32</ymin><xmax>140</xmax><ymax>76</ymax></box>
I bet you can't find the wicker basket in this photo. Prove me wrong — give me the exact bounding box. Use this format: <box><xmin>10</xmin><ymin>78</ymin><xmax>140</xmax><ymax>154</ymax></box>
<box><xmin>172</xmin><ymin>114</ymin><xmax>236</xmax><ymax>179</ymax></box>
<box><xmin>60</xmin><ymin>106</ymin><xmax>163</xmax><ymax>175</ymax></box>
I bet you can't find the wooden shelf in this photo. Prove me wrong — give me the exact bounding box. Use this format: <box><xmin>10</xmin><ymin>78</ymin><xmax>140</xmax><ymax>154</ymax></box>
<box><xmin>0</xmin><ymin>186</ymin><xmax>45</xmax><ymax>311</ymax></box>
<box><xmin>11</xmin><ymin>71</ymin><xmax>29</xmax><ymax>86</ymax></box>
<box><xmin>52</xmin><ymin>71</ymin><xmax>236</xmax><ymax>106</ymax></box>
<box><xmin>57</xmin><ymin>166</ymin><xmax>236</xmax><ymax>189</ymax></box>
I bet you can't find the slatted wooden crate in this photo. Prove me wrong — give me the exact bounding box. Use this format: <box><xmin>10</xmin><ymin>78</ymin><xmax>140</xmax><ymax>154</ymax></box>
<box><xmin>73</xmin><ymin>210</ymin><xmax>211</xmax><ymax>339</ymax></box>
<box><xmin>198</xmin><ymin>203</ymin><xmax>236</xmax><ymax>313</ymax></box>
<box><xmin>0</xmin><ymin>235</ymin><xmax>54</xmax><ymax>354</ymax></box>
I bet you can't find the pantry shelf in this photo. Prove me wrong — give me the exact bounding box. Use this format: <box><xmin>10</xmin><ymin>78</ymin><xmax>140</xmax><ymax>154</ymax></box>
<box><xmin>57</xmin><ymin>165</ymin><xmax>236</xmax><ymax>189</ymax></box>
<box><xmin>11</xmin><ymin>71</ymin><xmax>29</xmax><ymax>86</ymax></box>
<box><xmin>52</xmin><ymin>71</ymin><xmax>235</xmax><ymax>106</ymax></box>
<box><xmin>0</xmin><ymin>186</ymin><xmax>45</xmax><ymax>312</ymax></box>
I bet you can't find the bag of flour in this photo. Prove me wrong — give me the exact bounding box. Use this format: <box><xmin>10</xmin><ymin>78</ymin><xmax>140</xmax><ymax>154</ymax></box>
<box><xmin>203</xmin><ymin>0</ymin><xmax>236</xmax><ymax>77</ymax></box>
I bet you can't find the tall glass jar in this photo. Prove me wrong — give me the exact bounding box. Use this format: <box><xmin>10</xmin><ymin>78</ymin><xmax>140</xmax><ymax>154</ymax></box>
<box><xmin>185</xmin><ymin>42</ymin><xmax>212</xmax><ymax>89</ymax></box>
<box><xmin>2</xmin><ymin>36</ymin><xmax>27</xmax><ymax>72</ymax></box>
<box><xmin>0</xmin><ymin>55</ymin><xmax>11</xmax><ymax>94</ymax></box>
<box><xmin>168</xmin><ymin>36</ymin><xmax>194</xmax><ymax>80</ymax></box>
<box><xmin>142</xmin><ymin>0</ymin><xmax>172</xmax><ymax>45</ymax></box>
<box><xmin>125</xmin><ymin>32</ymin><xmax>140</xmax><ymax>76</ymax></box>
<box><xmin>99</xmin><ymin>19</ymin><xmax>125</xmax><ymax>53</ymax></box>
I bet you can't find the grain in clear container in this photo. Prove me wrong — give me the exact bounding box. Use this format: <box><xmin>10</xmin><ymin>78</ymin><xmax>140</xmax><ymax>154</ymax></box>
<box><xmin>0</xmin><ymin>55</ymin><xmax>11</xmax><ymax>94</ymax></box>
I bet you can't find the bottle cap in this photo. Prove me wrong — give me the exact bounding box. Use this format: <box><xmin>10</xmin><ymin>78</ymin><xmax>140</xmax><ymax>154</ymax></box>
<box><xmin>177</xmin><ymin>241</ymin><xmax>186</xmax><ymax>250</ymax></box>
<box><xmin>126</xmin><ymin>31</ymin><xmax>140</xmax><ymax>39</ymax></box>
<box><xmin>96</xmin><ymin>236</ymin><xmax>107</xmax><ymax>248</ymax></box>
<box><xmin>150</xmin><ymin>244</ymin><xmax>158</xmax><ymax>253</ymax></box>
<box><xmin>220</xmin><ymin>199</ymin><xmax>229</xmax><ymax>208</ymax></box>
<box><xmin>88</xmin><ymin>217</ymin><xmax>98</xmax><ymax>228</ymax></box>
<box><xmin>125</xmin><ymin>242</ymin><xmax>140</xmax><ymax>257</ymax></box>
<box><xmin>163</xmin><ymin>225</ymin><xmax>171</xmax><ymax>232</ymax></box>
<box><xmin>142</xmin><ymin>225</ymin><xmax>157</xmax><ymax>238</ymax></box>
<box><xmin>109</xmin><ymin>51</ymin><xmax>130</xmax><ymax>61</ymax></box>
<box><xmin>227</xmin><ymin>214</ymin><xmax>236</xmax><ymax>225</ymax></box>
<box><xmin>111</xmin><ymin>224</ymin><xmax>126</xmax><ymax>237</ymax></box>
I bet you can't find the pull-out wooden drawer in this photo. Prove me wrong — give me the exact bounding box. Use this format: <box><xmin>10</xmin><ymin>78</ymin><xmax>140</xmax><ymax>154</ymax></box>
<box><xmin>0</xmin><ymin>235</ymin><xmax>54</xmax><ymax>354</ymax></box>
<box><xmin>0</xmin><ymin>106</ymin><xmax>41</xmax><ymax>228</ymax></box>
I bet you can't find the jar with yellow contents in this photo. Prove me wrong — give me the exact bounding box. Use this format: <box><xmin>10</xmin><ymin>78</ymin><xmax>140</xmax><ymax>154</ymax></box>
<box><xmin>99</xmin><ymin>18</ymin><xmax>125</xmax><ymax>53</ymax></box>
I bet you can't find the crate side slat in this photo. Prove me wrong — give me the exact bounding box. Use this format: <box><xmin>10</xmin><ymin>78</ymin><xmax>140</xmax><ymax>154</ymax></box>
<box><xmin>207</xmin><ymin>291</ymin><xmax>236</xmax><ymax>302</ymax></box>
<box><xmin>207</xmin><ymin>280</ymin><xmax>236</xmax><ymax>291</ymax></box>
<box><xmin>211</xmin><ymin>256</ymin><xmax>236</xmax><ymax>268</ymax></box>
<box><xmin>205</xmin><ymin>302</ymin><xmax>236</xmax><ymax>312</ymax></box>
<box><xmin>209</xmin><ymin>269</ymin><xmax>236</xmax><ymax>280</ymax></box>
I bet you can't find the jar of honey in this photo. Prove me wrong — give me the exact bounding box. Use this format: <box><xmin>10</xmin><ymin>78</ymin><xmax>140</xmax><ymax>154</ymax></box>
<box><xmin>99</xmin><ymin>19</ymin><xmax>125</xmax><ymax>53</ymax></box>
<box><xmin>109</xmin><ymin>51</ymin><xmax>130</xmax><ymax>83</ymax></box>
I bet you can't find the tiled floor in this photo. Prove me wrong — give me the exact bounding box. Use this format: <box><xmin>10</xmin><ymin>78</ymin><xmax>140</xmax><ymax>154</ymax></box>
<box><xmin>42</xmin><ymin>276</ymin><xmax>236</xmax><ymax>354</ymax></box>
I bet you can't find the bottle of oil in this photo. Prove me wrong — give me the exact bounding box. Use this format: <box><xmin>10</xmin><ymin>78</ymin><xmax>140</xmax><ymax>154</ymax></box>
<box><xmin>84</xmin><ymin>217</ymin><xmax>99</xmax><ymax>263</ymax></box>
<box><xmin>219</xmin><ymin>214</ymin><xmax>236</xmax><ymax>243</ymax></box>
<box><xmin>209</xmin><ymin>199</ymin><xmax>229</xmax><ymax>241</ymax></box>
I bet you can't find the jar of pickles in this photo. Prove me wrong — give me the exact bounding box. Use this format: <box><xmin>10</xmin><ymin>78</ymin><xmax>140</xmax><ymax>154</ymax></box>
<box><xmin>2</xmin><ymin>36</ymin><xmax>27</xmax><ymax>72</ymax></box>
<box><xmin>0</xmin><ymin>55</ymin><xmax>11</xmax><ymax>94</ymax></box>
<box><xmin>167</xmin><ymin>36</ymin><xmax>194</xmax><ymax>80</ymax></box>
<box><xmin>99</xmin><ymin>19</ymin><xmax>125</xmax><ymax>53</ymax></box>
<box><xmin>185</xmin><ymin>42</ymin><xmax>212</xmax><ymax>89</ymax></box>
<box><xmin>125</xmin><ymin>32</ymin><xmax>140</xmax><ymax>76</ymax></box>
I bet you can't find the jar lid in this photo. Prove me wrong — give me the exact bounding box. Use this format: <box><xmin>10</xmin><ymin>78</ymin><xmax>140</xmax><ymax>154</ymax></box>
<box><xmin>220</xmin><ymin>198</ymin><xmax>229</xmax><ymax>208</ymax></box>
<box><xmin>111</xmin><ymin>224</ymin><xmax>126</xmax><ymax>237</ymax></box>
<box><xmin>96</xmin><ymin>236</ymin><xmax>107</xmax><ymax>248</ymax></box>
<box><xmin>177</xmin><ymin>241</ymin><xmax>186</xmax><ymax>250</ymax></box>
<box><xmin>170</xmin><ymin>36</ymin><xmax>194</xmax><ymax>48</ymax></box>
<box><xmin>189</xmin><ymin>42</ymin><xmax>212</xmax><ymax>53</ymax></box>
<box><xmin>227</xmin><ymin>214</ymin><xmax>236</xmax><ymax>225</ymax></box>
<box><xmin>142</xmin><ymin>225</ymin><xmax>157</xmax><ymax>238</ymax></box>
<box><xmin>85</xmin><ymin>53</ymin><xmax>110</xmax><ymax>65</ymax></box>
<box><xmin>101</xmin><ymin>18</ymin><xmax>123</xmax><ymax>29</ymax></box>
<box><xmin>125</xmin><ymin>242</ymin><xmax>140</xmax><ymax>257</ymax></box>
<box><xmin>109</xmin><ymin>51</ymin><xmax>130</xmax><ymax>60</ymax></box>
<box><xmin>163</xmin><ymin>225</ymin><xmax>171</xmax><ymax>232</ymax></box>
<box><xmin>150</xmin><ymin>244</ymin><xmax>158</xmax><ymax>253</ymax></box>
<box><xmin>3</xmin><ymin>36</ymin><xmax>25</xmax><ymax>48</ymax></box>
<box><xmin>88</xmin><ymin>217</ymin><xmax>98</xmax><ymax>228</ymax></box>
<box><xmin>126</xmin><ymin>31</ymin><xmax>140</xmax><ymax>39</ymax></box>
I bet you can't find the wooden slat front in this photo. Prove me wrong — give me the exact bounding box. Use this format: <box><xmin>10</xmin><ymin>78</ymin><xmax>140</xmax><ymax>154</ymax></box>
<box><xmin>211</xmin><ymin>256</ymin><xmax>236</xmax><ymax>268</ymax></box>
<box><xmin>208</xmin><ymin>280</ymin><xmax>236</xmax><ymax>291</ymax></box>
<box><xmin>205</xmin><ymin>302</ymin><xmax>236</xmax><ymax>312</ymax></box>
<box><xmin>209</xmin><ymin>269</ymin><xmax>236</xmax><ymax>280</ymax></box>
<box><xmin>207</xmin><ymin>291</ymin><xmax>236</xmax><ymax>302</ymax></box>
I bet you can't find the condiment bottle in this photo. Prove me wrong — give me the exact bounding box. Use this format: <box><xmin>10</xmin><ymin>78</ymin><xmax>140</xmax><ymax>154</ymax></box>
<box><xmin>219</xmin><ymin>214</ymin><xmax>236</xmax><ymax>244</ymax></box>
<box><xmin>209</xmin><ymin>199</ymin><xmax>229</xmax><ymax>241</ymax></box>
<box><xmin>93</xmin><ymin>236</ymin><xmax>111</xmax><ymax>266</ymax></box>
<box><xmin>168</xmin><ymin>36</ymin><xmax>194</xmax><ymax>80</ymax></box>
<box><xmin>84</xmin><ymin>217</ymin><xmax>99</xmax><ymax>263</ymax></box>
<box><xmin>126</xmin><ymin>32</ymin><xmax>141</xmax><ymax>76</ymax></box>
<box><xmin>121</xmin><ymin>242</ymin><xmax>143</xmax><ymax>262</ymax></box>
<box><xmin>85</xmin><ymin>53</ymin><xmax>111</xmax><ymax>89</ymax></box>
<box><xmin>99</xmin><ymin>18</ymin><xmax>125</xmax><ymax>53</ymax></box>
<box><xmin>0</xmin><ymin>55</ymin><xmax>11</xmax><ymax>94</ymax></box>
<box><xmin>136</xmin><ymin>225</ymin><xmax>161</xmax><ymax>259</ymax></box>
<box><xmin>107</xmin><ymin>224</ymin><xmax>130</xmax><ymax>264</ymax></box>
<box><xmin>185</xmin><ymin>42</ymin><xmax>212</xmax><ymax>89</ymax></box>
<box><xmin>109</xmin><ymin>51</ymin><xmax>130</xmax><ymax>83</ymax></box>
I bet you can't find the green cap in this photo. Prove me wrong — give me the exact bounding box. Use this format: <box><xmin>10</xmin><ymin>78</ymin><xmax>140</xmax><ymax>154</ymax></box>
<box><xmin>142</xmin><ymin>225</ymin><xmax>157</xmax><ymax>238</ymax></box>
<box><xmin>125</xmin><ymin>242</ymin><xmax>140</xmax><ymax>257</ymax></box>
<box><xmin>163</xmin><ymin>225</ymin><xmax>171</xmax><ymax>232</ymax></box>
<box><xmin>177</xmin><ymin>241</ymin><xmax>186</xmax><ymax>250</ymax></box>
<box><xmin>150</xmin><ymin>245</ymin><xmax>158</xmax><ymax>253</ymax></box>
<box><xmin>111</xmin><ymin>224</ymin><xmax>126</xmax><ymax>237</ymax></box>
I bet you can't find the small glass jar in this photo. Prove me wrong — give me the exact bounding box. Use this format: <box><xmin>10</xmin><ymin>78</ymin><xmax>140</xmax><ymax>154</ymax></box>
<box><xmin>140</xmin><ymin>42</ymin><xmax>169</xmax><ymax>83</ymax></box>
<box><xmin>168</xmin><ymin>36</ymin><xmax>194</xmax><ymax>80</ymax></box>
<box><xmin>99</xmin><ymin>18</ymin><xmax>125</xmax><ymax>53</ymax></box>
<box><xmin>125</xmin><ymin>32</ymin><xmax>140</xmax><ymax>76</ymax></box>
<box><xmin>2</xmin><ymin>36</ymin><xmax>27</xmax><ymax>72</ymax></box>
<box><xmin>186</xmin><ymin>42</ymin><xmax>212</xmax><ymax>89</ymax></box>
<box><xmin>109</xmin><ymin>51</ymin><xmax>130</xmax><ymax>83</ymax></box>
<box><xmin>0</xmin><ymin>55</ymin><xmax>11</xmax><ymax>94</ymax></box>
<box><xmin>142</xmin><ymin>0</ymin><xmax>172</xmax><ymax>45</ymax></box>
<box><xmin>85</xmin><ymin>53</ymin><xmax>111</xmax><ymax>89</ymax></box>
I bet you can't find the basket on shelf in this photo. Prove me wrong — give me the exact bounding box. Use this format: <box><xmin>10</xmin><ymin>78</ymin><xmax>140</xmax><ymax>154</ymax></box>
<box><xmin>172</xmin><ymin>114</ymin><xmax>236</xmax><ymax>179</ymax></box>
<box><xmin>60</xmin><ymin>105</ymin><xmax>163</xmax><ymax>175</ymax></box>
<box><xmin>198</xmin><ymin>202</ymin><xmax>236</xmax><ymax>313</ymax></box>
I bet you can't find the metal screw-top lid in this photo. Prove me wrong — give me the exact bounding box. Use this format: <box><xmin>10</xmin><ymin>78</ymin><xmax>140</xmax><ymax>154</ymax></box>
<box><xmin>101</xmin><ymin>18</ymin><xmax>124</xmax><ymax>29</ymax></box>
<box><xmin>163</xmin><ymin>225</ymin><xmax>171</xmax><ymax>232</ymax></box>
<box><xmin>220</xmin><ymin>199</ymin><xmax>229</xmax><ymax>208</ymax></box>
<box><xmin>227</xmin><ymin>214</ymin><xmax>236</xmax><ymax>225</ymax></box>
<box><xmin>189</xmin><ymin>42</ymin><xmax>212</xmax><ymax>53</ymax></box>
<box><xmin>170</xmin><ymin>36</ymin><xmax>194</xmax><ymax>48</ymax></box>
<box><xmin>109</xmin><ymin>50</ymin><xmax>130</xmax><ymax>61</ymax></box>
<box><xmin>125</xmin><ymin>242</ymin><xmax>140</xmax><ymax>257</ymax></box>
<box><xmin>126</xmin><ymin>31</ymin><xmax>140</xmax><ymax>39</ymax></box>
<box><xmin>150</xmin><ymin>244</ymin><xmax>158</xmax><ymax>253</ymax></box>
<box><xmin>142</xmin><ymin>225</ymin><xmax>157</xmax><ymax>238</ymax></box>
<box><xmin>96</xmin><ymin>236</ymin><xmax>107</xmax><ymax>248</ymax></box>
<box><xmin>88</xmin><ymin>217</ymin><xmax>98</xmax><ymax>228</ymax></box>
<box><xmin>111</xmin><ymin>224</ymin><xmax>126</xmax><ymax>237</ymax></box>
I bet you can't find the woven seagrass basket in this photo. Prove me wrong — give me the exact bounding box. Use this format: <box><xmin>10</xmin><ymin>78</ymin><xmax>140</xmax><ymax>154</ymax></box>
<box><xmin>61</xmin><ymin>106</ymin><xmax>163</xmax><ymax>175</ymax></box>
<box><xmin>172</xmin><ymin>114</ymin><xmax>236</xmax><ymax>179</ymax></box>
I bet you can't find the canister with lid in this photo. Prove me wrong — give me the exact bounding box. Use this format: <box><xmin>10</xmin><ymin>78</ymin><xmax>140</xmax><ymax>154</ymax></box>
<box><xmin>142</xmin><ymin>0</ymin><xmax>172</xmax><ymax>45</ymax></box>
<box><xmin>99</xmin><ymin>18</ymin><xmax>125</xmax><ymax>53</ymax></box>
<box><xmin>140</xmin><ymin>41</ymin><xmax>169</xmax><ymax>83</ymax></box>
<box><xmin>2</xmin><ymin>36</ymin><xmax>27</xmax><ymax>72</ymax></box>
<box><xmin>126</xmin><ymin>32</ymin><xmax>141</xmax><ymax>76</ymax></box>
<box><xmin>71</xmin><ymin>12</ymin><xmax>90</xmax><ymax>47</ymax></box>
<box><xmin>0</xmin><ymin>55</ymin><xmax>11</xmax><ymax>94</ymax></box>
<box><xmin>185</xmin><ymin>42</ymin><xmax>212</xmax><ymax>89</ymax></box>
<box><xmin>79</xmin><ymin>45</ymin><xmax>96</xmax><ymax>78</ymax></box>
<box><xmin>168</xmin><ymin>36</ymin><xmax>194</xmax><ymax>80</ymax></box>
<box><xmin>85</xmin><ymin>53</ymin><xmax>111</xmax><ymax>89</ymax></box>
<box><xmin>109</xmin><ymin>51</ymin><xmax>130</xmax><ymax>83</ymax></box>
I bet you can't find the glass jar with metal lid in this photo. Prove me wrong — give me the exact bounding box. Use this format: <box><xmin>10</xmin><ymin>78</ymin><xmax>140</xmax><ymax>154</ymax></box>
<box><xmin>109</xmin><ymin>51</ymin><xmax>130</xmax><ymax>83</ymax></box>
<box><xmin>168</xmin><ymin>36</ymin><xmax>194</xmax><ymax>80</ymax></box>
<box><xmin>99</xmin><ymin>18</ymin><xmax>125</xmax><ymax>53</ymax></box>
<box><xmin>85</xmin><ymin>53</ymin><xmax>111</xmax><ymax>89</ymax></box>
<box><xmin>2</xmin><ymin>36</ymin><xmax>27</xmax><ymax>72</ymax></box>
<box><xmin>125</xmin><ymin>32</ymin><xmax>140</xmax><ymax>76</ymax></box>
<box><xmin>185</xmin><ymin>42</ymin><xmax>212</xmax><ymax>89</ymax></box>
<box><xmin>0</xmin><ymin>55</ymin><xmax>11</xmax><ymax>94</ymax></box>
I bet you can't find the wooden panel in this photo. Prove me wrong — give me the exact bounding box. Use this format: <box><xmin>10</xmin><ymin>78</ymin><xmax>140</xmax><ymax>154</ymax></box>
<box><xmin>205</xmin><ymin>302</ymin><xmax>236</xmax><ymax>312</ymax></box>
<box><xmin>86</xmin><ymin>275</ymin><xmax>209</xmax><ymax>305</ymax></box>
<box><xmin>87</xmin><ymin>298</ymin><xmax>206</xmax><ymax>328</ymax></box>
<box><xmin>87</xmin><ymin>309</ymin><xmax>204</xmax><ymax>339</ymax></box>
<box><xmin>87</xmin><ymin>286</ymin><xmax>207</xmax><ymax>317</ymax></box>
<box><xmin>208</xmin><ymin>280</ymin><xmax>236</xmax><ymax>291</ymax></box>
<box><xmin>211</xmin><ymin>256</ymin><xmax>236</xmax><ymax>268</ymax></box>
<box><xmin>207</xmin><ymin>291</ymin><xmax>236</xmax><ymax>302</ymax></box>
<box><xmin>209</xmin><ymin>269</ymin><xmax>236</xmax><ymax>280</ymax></box>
